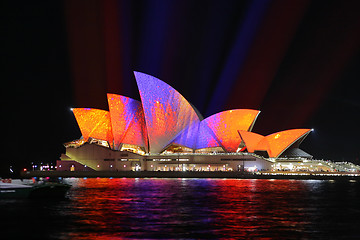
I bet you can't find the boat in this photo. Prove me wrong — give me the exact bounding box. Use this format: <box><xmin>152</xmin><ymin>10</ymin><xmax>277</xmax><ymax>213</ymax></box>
<box><xmin>0</xmin><ymin>179</ymin><xmax>71</xmax><ymax>199</ymax></box>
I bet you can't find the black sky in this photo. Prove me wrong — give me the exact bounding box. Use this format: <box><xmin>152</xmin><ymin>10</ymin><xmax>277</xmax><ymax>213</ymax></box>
<box><xmin>1</xmin><ymin>0</ymin><xmax>359</xmax><ymax>176</ymax></box>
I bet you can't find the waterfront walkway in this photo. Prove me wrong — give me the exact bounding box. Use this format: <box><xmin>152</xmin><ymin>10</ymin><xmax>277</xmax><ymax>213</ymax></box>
<box><xmin>21</xmin><ymin>170</ymin><xmax>360</xmax><ymax>180</ymax></box>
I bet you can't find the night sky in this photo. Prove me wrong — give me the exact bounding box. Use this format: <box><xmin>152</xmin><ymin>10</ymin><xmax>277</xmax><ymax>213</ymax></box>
<box><xmin>2</xmin><ymin>0</ymin><xmax>360</xmax><ymax>176</ymax></box>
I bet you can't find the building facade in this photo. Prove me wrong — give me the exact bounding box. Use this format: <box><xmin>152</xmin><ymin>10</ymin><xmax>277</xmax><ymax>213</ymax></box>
<box><xmin>57</xmin><ymin>72</ymin><xmax>314</xmax><ymax>172</ymax></box>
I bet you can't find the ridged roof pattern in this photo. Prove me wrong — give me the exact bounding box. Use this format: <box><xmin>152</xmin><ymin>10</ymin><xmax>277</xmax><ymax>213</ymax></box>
<box><xmin>134</xmin><ymin>71</ymin><xmax>200</xmax><ymax>153</ymax></box>
<box><xmin>201</xmin><ymin>110</ymin><xmax>260</xmax><ymax>152</ymax></box>
<box><xmin>238</xmin><ymin>129</ymin><xmax>312</xmax><ymax>158</ymax></box>
<box><xmin>107</xmin><ymin>94</ymin><xmax>147</xmax><ymax>151</ymax></box>
<box><xmin>72</xmin><ymin>108</ymin><xmax>113</xmax><ymax>145</ymax></box>
<box><xmin>71</xmin><ymin>72</ymin><xmax>311</xmax><ymax>158</ymax></box>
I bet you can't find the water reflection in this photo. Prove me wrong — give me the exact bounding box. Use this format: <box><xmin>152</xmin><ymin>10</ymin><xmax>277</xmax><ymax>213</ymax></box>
<box><xmin>61</xmin><ymin>178</ymin><xmax>359</xmax><ymax>239</ymax></box>
<box><xmin>1</xmin><ymin>178</ymin><xmax>359</xmax><ymax>239</ymax></box>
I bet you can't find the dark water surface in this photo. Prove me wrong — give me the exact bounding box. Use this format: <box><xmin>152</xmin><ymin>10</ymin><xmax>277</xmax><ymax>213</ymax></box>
<box><xmin>1</xmin><ymin>178</ymin><xmax>360</xmax><ymax>239</ymax></box>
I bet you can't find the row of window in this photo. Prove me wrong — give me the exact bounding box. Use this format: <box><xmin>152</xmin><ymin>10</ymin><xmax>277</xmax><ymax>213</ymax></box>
<box><xmin>103</xmin><ymin>158</ymin><xmax>139</xmax><ymax>162</ymax></box>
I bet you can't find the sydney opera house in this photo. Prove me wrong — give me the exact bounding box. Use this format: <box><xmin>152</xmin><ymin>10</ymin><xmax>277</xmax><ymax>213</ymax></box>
<box><xmin>57</xmin><ymin>72</ymin><xmax>319</xmax><ymax>172</ymax></box>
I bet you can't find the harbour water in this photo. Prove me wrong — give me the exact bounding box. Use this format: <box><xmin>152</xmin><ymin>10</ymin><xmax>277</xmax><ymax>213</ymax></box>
<box><xmin>1</xmin><ymin>178</ymin><xmax>359</xmax><ymax>239</ymax></box>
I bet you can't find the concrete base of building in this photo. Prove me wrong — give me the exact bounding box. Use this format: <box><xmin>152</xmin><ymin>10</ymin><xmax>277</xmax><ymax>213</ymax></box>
<box><xmin>21</xmin><ymin>170</ymin><xmax>359</xmax><ymax>180</ymax></box>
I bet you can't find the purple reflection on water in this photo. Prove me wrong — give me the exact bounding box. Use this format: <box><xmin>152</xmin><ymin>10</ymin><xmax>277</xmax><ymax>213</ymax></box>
<box><xmin>63</xmin><ymin>178</ymin><xmax>359</xmax><ymax>239</ymax></box>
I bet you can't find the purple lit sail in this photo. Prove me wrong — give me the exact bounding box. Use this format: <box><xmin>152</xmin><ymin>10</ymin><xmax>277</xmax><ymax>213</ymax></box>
<box><xmin>134</xmin><ymin>71</ymin><xmax>200</xmax><ymax>153</ymax></box>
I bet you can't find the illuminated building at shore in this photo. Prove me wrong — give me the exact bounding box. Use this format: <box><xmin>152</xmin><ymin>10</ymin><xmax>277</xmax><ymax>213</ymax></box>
<box><xmin>57</xmin><ymin>72</ymin><xmax>322</xmax><ymax>172</ymax></box>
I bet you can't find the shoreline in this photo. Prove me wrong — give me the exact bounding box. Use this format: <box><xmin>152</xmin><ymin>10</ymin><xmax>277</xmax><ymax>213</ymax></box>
<box><xmin>20</xmin><ymin>171</ymin><xmax>360</xmax><ymax>181</ymax></box>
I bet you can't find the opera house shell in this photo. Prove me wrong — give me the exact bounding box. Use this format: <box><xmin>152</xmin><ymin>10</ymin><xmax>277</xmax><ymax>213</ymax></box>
<box><xmin>58</xmin><ymin>72</ymin><xmax>314</xmax><ymax>172</ymax></box>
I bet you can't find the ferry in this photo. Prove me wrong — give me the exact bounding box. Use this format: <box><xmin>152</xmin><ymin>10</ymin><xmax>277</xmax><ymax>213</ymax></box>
<box><xmin>0</xmin><ymin>178</ymin><xmax>71</xmax><ymax>199</ymax></box>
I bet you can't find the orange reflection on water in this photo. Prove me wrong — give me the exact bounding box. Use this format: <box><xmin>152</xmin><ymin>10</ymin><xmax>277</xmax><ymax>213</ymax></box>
<box><xmin>65</xmin><ymin>178</ymin><xmax>310</xmax><ymax>239</ymax></box>
<box><xmin>211</xmin><ymin>179</ymin><xmax>309</xmax><ymax>238</ymax></box>
<box><xmin>67</xmin><ymin>178</ymin><xmax>134</xmax><ymax>239</ymax></box>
